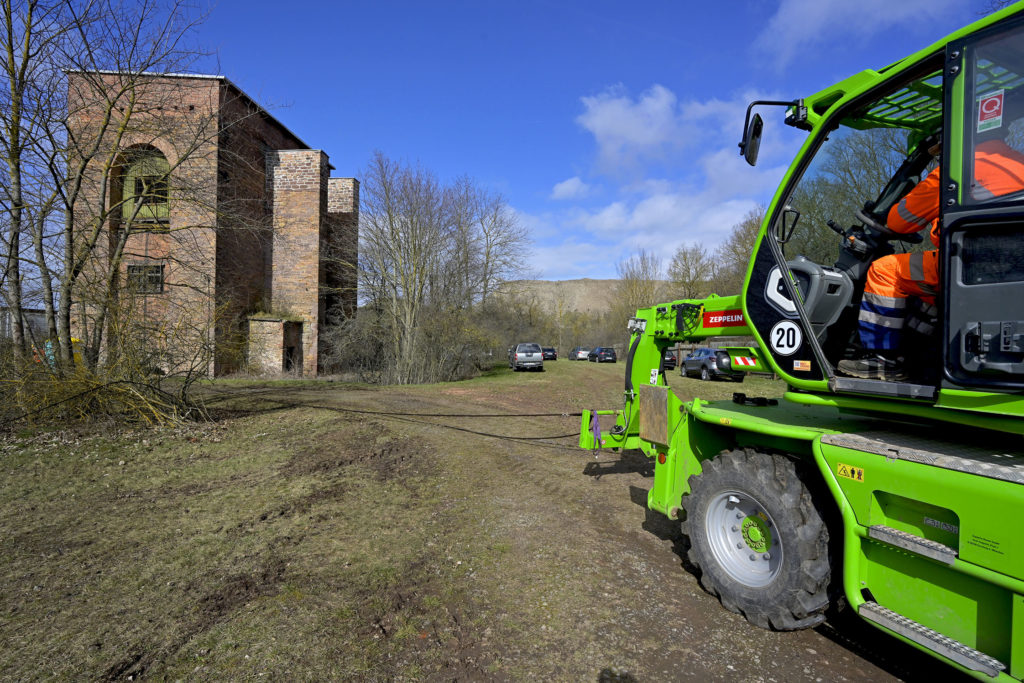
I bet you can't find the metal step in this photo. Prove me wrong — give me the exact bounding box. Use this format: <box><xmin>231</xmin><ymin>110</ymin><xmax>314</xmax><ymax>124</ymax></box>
<box><xmin>859</xmin><ymin>601</ymin><xmax>1005</xmax><ymax>677</ymax></box>
<box><xmin>821</xmin><ymin>430</ymin><xmax>1024</xmax><ymax>485</ymax></box>
<box><xmin>867</xmin><ymin>525</ymin><xmax>957</xmax><ymax>565</ymax></box>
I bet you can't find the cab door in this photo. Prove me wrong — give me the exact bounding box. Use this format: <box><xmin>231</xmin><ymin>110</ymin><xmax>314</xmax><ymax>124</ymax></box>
<box><xmin>942</xmin><ymin>15</ymin><xmax>1024</xmax><ymax>390</ymax></box>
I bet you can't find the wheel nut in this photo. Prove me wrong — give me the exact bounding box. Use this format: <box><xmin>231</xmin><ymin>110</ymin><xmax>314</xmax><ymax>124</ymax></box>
<box><xmin>736</xmin><ymin>512</ymin><xmax>743</xmax><ymax>519</ymax></box>
<box><xmin>749</xmin><ymin>554</ymin><xmax>756</xmax><ymax>561</ymax></box>
<box><xmin>763</xmin><ymin>553</ymin><xmax>771</xmax><ymax>560</ymax></box>
<box><xmin>736</xmin><ymin>543</ymin><xmax>743</xmax><ymax>549</ymax></box>
<box><xmin>732</xmin><ymin>525</ymin><xmax>739</xmax><ymax>532</ymax></box>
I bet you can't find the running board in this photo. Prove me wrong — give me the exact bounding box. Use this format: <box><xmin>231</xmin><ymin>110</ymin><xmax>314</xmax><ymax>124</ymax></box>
<box><xmin>859</xmin><ymin>602</ymin><xmax>1005</xmax><ymax>677</ymax></box>
<box><xmin>867</xmin><ymin>525</ymin><xmax>957</xmax><ymax>565</ymax></box>
<box><xmin>829</xmin><ymin>376</ymin><xmax>937</xmax><ymax>400</ymax></box>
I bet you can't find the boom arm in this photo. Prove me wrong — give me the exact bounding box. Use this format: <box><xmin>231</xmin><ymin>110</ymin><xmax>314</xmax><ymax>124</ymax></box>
<box><xmin>579</xmin><ymin>293</ymin><xmax>766</xmax><ymax>453</ymax></box>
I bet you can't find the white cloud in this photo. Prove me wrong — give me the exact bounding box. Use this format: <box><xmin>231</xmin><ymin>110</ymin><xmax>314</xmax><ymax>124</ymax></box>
<box><xmin>576</xmin><ymin>84</ymin><xmax>688</xmax><ymax>172</ymax></box>
<box><xmin>550</xmin><ymin>176</ymin><xmax>591</xmax><ymax>200</ymax></box>
<box><xmin>535</xmin><ymin>85</ymin><xmax>810</xmax><ymax>279</ymax></box>
<box><xmin>755</xmin><ymin>0</ymin><xmax>959</xmax><ymax>69</ymax></box>
<box><xmin>576</xmin><ymin>84</ymin><xmax>800</xmax><ymax>181</ymax></box>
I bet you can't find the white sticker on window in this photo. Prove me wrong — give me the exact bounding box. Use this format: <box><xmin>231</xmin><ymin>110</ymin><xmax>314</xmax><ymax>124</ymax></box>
<box><xmin>649</xmin><ymin>368</ymin><xmax>659</xmax><ymax>385</ymax></box>
<box><xmin>770</xmin><ymin>320</ymin><xmax>802</xmax><ymax>356</ymax></box>
<box><xmin>978</xmin><ymin>90</ymin><xmax>1004</xmax><ymax>133</ymax></box>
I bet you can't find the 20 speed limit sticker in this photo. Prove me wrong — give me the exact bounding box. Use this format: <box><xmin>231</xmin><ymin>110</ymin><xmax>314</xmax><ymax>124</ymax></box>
<box><xmin>769</xmin><ymin>320</ymin><xmax>802</xmax><ymax>356</ymax></box>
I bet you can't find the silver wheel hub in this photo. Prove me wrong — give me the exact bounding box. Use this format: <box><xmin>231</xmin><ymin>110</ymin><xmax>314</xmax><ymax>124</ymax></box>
<box><xmin>705</xmin><ymin>490</ymin><xmax>783</xmax><ymax>587</ymax></box>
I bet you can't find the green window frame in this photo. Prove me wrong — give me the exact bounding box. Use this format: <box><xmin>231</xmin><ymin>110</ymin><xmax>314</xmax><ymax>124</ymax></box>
<box><xmin>122</xmin><ymin>148</ymin><xmax>170</xmax><ymax>224</ymax></box>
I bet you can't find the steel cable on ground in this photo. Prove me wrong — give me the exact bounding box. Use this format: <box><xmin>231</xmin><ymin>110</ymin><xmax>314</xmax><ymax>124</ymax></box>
<box><xmin>203</xmin><ymin>394</ymin><xmax>583</xmax><ymax>419</ymax></box>
<box><xmin>239</xmin><ymin>396</ymin><xmax>586</xmax><ymax>451</ymax></box>
<box><xmin>198</xmin><ymin>380</ymin><xmax>584</xmax><ymax>420</ymax></box>
<box><xmin>3</xmin><ymin>384</ymin><xmax>590</xmax><ymax>452</ymax></box>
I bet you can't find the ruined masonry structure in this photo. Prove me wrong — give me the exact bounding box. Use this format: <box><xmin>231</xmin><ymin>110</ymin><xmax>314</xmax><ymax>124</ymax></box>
<box><xmin>68</xmin><ymin>72</ymin><xmax>357</xmax><ymax>376</ymax></box>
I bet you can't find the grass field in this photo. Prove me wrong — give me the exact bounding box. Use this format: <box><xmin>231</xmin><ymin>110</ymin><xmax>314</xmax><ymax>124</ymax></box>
<box><xmin>1</xmin><ymin>362</ymin><xmax>952</xmax><ymax>681</ymax></box>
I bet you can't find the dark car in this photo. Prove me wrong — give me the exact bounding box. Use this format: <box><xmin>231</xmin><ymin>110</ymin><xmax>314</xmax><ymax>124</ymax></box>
<box><xmin>682</xmin><ymin>347</ymin><xmax>743</xmax><ymax>382</ymax></box>
<box><xmin>542</xmin><ymin>347</ymin><xmax>557</xmax><ymax>360</ymax></box>
<box><xmin>588</xmin><ymin>347</ymin><xmax>617</xmax><ymax>363</ymax></box>
<box><xmin>662</xmin><ymin>349</ymin><xmax>677</xmax><ymax>371</ymax></box>
<box><xmin>509</xmin><ymin>342</ymin><xmax>544</xmax><ymax>371</ymax></box>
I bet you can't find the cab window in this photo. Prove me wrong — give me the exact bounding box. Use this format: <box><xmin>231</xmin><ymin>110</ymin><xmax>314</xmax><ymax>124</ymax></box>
<box><xmin>962</xmin><ymin>27</ymin><xmax>1024</xmax><ymax>207</ymax></box>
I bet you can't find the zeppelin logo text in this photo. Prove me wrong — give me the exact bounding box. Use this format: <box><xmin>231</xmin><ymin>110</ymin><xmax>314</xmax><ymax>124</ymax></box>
<box><xmin>703</xmin><ymin>310</ymin><xmax>745</xmax><ymax>327</ymax></box>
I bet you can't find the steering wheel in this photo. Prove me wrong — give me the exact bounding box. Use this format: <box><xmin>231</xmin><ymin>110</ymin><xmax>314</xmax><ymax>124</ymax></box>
<box><xmin>856</xmin><ymin>209</ymin><xmax>924</xmax><ymax>244</ymax></box>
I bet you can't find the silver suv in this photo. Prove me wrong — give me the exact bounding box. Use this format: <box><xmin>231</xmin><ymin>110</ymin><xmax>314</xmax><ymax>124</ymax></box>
<box><xmin>509</xmin><ymin>342</ymin><xmax>544</xmax><ymax>372</ymax></box>
<box><xmin>681</xmin><ymin>347</ymin><xmax>744</xmax><ymax>382</ymax></box>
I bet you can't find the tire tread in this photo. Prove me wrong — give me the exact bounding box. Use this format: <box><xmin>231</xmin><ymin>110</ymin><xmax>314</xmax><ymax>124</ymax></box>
<box><xmin>681</xmin><ymin>447</ymin><xmax>832</xmax><ymax>631</ymax></box>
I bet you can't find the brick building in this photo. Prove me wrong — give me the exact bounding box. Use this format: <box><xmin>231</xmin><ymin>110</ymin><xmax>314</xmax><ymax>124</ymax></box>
<box><xmin>68</xmin><ymin>72</ymin><xmax>357</xmax><ymax>376</ymax></box>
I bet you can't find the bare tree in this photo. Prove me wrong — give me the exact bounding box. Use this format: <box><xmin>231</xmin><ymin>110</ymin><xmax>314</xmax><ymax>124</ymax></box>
<box><xmin>611</xmin><ymin>248</ymin><xmax>662</xmax><ymax>327</ymax></box>
<box><xmin>475</xmin><ymin>188</ymin><xmax>527</xmax><ymax>306</ymax></box>
<box><xmin>1</xmin><ymin>0</ymin><xmax>215</xmax><ymax>373</ymax></box>
<box><xmin>352</xmin><ymin>152</ymin><xmax>527</xmax><ymax>384</ymax></box>
<box><xmin>0</xmin><ymin>0</ymin><xmax>252</xmax><ymax>424</ymax></box>
<box><xmin>710</xmin><ymin>205</ymin><xmax>764</xmax><ymax>295</ymax></box>
<box><xmin>667</xmin><ymin>243</ymin><xmax>714</xmax><ymax>300</ymax></box>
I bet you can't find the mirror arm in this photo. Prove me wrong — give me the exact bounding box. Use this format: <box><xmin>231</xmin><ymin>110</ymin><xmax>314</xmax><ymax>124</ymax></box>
<box><xmin>739</xmin><ymin>99</ymin><xmax>802</xmax><ymax>156</ymax></box>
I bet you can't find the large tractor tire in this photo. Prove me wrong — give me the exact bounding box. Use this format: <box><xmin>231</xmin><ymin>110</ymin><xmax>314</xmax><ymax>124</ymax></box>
<box><xmin>682</xmin><ymin>448</ymin><xmax>832</xmax><ymax>630</ymax></box>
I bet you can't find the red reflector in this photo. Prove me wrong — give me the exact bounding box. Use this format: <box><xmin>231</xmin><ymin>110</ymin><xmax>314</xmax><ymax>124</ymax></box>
<box><xmin>657</xmin><ymin>453</ymin><xmax>666</xmax><ymax>464</ymax></box>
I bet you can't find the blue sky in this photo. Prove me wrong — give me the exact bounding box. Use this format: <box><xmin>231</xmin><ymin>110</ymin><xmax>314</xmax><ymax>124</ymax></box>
<box><xmin>195</xmin><ymin>0</ymin><xmax>1003</xmax><ymax>280</ymax></box>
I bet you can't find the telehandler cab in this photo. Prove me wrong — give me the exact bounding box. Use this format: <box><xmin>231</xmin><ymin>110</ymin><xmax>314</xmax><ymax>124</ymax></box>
<box><xmin>581</xmin><ymin>4</ymin><xmax>1024</xmax><ymax>679</ymax></box>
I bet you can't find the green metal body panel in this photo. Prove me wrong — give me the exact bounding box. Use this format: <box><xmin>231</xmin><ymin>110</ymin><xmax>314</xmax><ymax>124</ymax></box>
<box><xmin>619</xmin><ymin>389</ymin><xmax>1024</xmax><ymax>679</ymax></box>
<box><xmin>580</xmin><ymin>3</ymin><xmax>1024</xmax><ymax>678</ymax></box>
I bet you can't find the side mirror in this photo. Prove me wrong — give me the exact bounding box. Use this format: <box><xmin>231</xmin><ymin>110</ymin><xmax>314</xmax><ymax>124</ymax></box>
<box><xmin>742</xmin><ymin>113</ymin><xmax>763</xmax><ymax>166</ymax></box>
<box><xmin>776</xmin><ymin>207</ymin><xmax>800</xmax><ymax>243</ymax></box>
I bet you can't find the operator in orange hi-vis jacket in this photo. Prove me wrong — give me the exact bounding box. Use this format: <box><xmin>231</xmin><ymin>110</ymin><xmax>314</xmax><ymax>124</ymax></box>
<box><xmin>838</xmin><ymin>138</ymin><xmax>1024</xmax><ymax>382</ymax></box>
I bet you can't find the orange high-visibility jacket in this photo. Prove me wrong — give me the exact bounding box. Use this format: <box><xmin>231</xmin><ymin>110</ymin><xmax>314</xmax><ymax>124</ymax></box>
<box><xmin>887</xmin><ymin>140</ymin><xmax>1024</xmax><ymax>247</ymax></box>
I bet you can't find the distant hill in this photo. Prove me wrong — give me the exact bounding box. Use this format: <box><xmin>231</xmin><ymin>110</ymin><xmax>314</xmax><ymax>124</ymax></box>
<box><xmin>506</xmin><ymin>279</ymin><xmax>619</xmax><ymax>315</ymax></box>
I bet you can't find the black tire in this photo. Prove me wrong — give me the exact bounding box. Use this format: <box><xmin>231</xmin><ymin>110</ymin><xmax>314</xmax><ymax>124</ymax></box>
<box><xmin>681</xmin><ymin>448</ymin><xmax>832</xmax><ymax>631</ymax></box>
<box><xmin>700</xmin><ymin>366</ymin><xmax>710</xmax><ymax>381</ymax></box>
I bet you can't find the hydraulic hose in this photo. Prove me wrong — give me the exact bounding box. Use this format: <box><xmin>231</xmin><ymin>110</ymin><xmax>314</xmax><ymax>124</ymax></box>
<box><xmin>624</xmin><ymin>332</ymin><xmax>643</xmax><ymax>396</ymax></box>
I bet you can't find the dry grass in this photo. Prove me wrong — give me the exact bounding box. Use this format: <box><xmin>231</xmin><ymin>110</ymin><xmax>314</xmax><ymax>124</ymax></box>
<box><xmin>3</xmin><ymin>363</ymin><xmax>947</xmax><ymax>681</ymax></box>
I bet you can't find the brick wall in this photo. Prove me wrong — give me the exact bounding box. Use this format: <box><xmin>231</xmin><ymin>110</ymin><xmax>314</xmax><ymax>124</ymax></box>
<box><xmin>70</xmin><ymin>72</ymin><xmax>359</xmax><ymax>377</ymax></box>
<box><xmin>68</xmin><ymin>72</ymin><xmax>221</xmax><ymax>375</ymax></box>
<box><xmin>266</xmin><ymin>149</ymin><xmax>330</xmax><ymax>376</ymax></box>
<box><xmin>247</xmin><ymin>318</ymin><xmax>284</xmax><ymax>373</ymax></box>
<box><xmin>214</xmin><ymin>83</ymin><xmax>307</xmax><ymax>374</ymax></box>
<box><xmin>325</xmin><ymin>178</ymin><xmax>359</xmax><ymax>322</ymax></box>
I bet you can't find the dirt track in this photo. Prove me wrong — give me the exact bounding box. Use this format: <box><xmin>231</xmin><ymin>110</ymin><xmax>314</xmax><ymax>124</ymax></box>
<box><xmin>0</xmin><ymin>361</ymin><xmax>970</xmax><ymax>680</ymax></box>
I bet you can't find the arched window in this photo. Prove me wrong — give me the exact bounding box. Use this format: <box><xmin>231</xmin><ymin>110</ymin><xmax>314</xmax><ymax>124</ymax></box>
<box><xmin>121</xmin><ymin>146</ymin><xmax>170</xmax><ymax>223</ymax></box>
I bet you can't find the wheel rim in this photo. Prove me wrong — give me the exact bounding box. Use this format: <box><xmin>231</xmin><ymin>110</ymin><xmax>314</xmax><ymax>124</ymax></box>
<box><xmin>701</xmin><ymin>368</ymin><xmax>709</xmax><ymax>380</ymax></box>
<box><xmin>705</xmin><ymin>489</ymin><xmax>783</xmax><ymax>587</ymax></box>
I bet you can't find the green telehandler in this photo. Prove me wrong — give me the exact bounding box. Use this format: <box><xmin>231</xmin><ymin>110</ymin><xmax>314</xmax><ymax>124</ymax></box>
<box><xmin>580</xmin><ymin>4</ymin><xmax>1024</xmax><ymax>679</ymax></box>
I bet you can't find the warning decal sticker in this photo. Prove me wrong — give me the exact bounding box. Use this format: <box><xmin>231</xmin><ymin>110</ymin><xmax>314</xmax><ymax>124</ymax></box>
<box><xmin>978</xmin><ymin>90</ymin><xmax>1004</xmax><ymax>133</ymax></box>
<box><xmin>836</xmin><ymin>463</ymin><xmax>865</xmax><ymax>483</ymax></box>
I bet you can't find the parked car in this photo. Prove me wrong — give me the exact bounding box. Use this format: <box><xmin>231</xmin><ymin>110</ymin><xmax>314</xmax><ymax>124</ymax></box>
<box><xmin>509</xmin><ymin>342</ymin><xmax>544</xmax><ymax>371</ymax></box>
<box><xmin>568</xmin><ymin>347</ymin><xmax>590</xmax><ymax>360</ymax></box>
<box><xmin>681</xmin><ymin>347</ymin><xmax>743</xmax><ymax>382</ymax></box>
<box><xmin>588</xmin><ymin>347</ymin><xmax>617</xmax><ymax>363</ymax></box>
<box><xmin>542</xmin><ymin>347</ymin><xmax>557</xmax><ymax>360</ymax></box>
<box><xmin>662</xmin><ymin>348</ymin><xmax>677</xmax><ymax>371</ymax></box>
